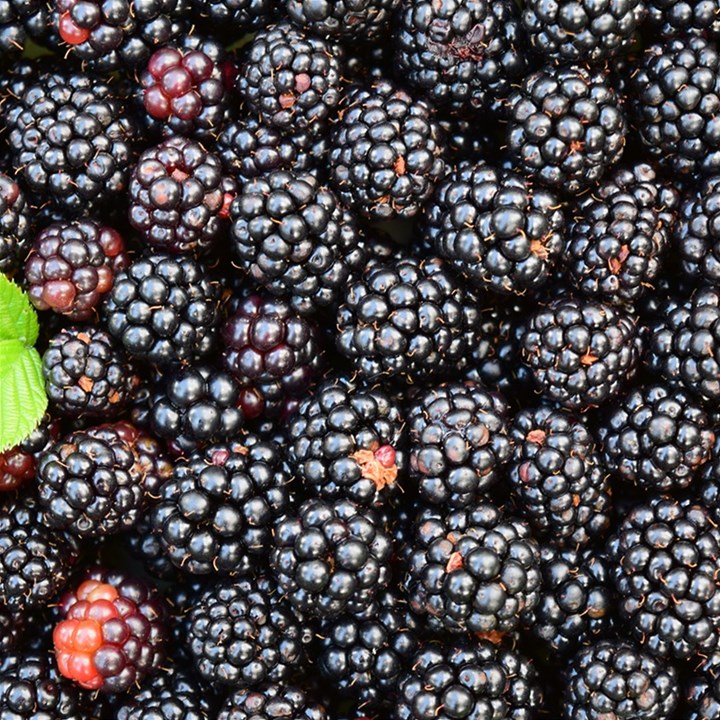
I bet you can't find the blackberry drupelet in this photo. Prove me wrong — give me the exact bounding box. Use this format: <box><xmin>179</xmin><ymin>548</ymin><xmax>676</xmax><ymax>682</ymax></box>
<box><xmin>688</xmin><ymin>653</ymin><xmax>720</xmax><ymax>720</ymax></box>
<box><xmin>521</xmin><ymin>295</ymin><xmax>642</xmax><ymax>410</ymax></box>
<box><xmin>0</xmin><ymin>171</ymin><xmax>29</xmax><ymax>272</ymax></box>
<box><xmin>394</xmin><ymin>0</ymin><xmax>527</xmax><ymax>112</ymax></box>
<box><xmin>423</xmin><ymin>159</ymin><xmax>565</xmax><ymax>296</ymax></box>
<box><xmin>187</xmin><ymin>575</ymin><xmax>311</xmax><ymax>689</ymax></box>
<box><xmin>598</xmin><ymin>384</ymin><xmax>714</xmax><ymax>492</ymax></box>
<box><xmin>0</xmin><ymin>0</ymin><xmax>47</xmax><ymax>55</ymax></box>
<box><xmin>42</xmin><ymin>327</ymin><xmax>139</xmax><ymax>418</ymax></box>
<box><xmin>328</xmin><ymin>79</ymin><xmax>446</xmax><ymax>220</ymax></box>
<box><xmin>150</xmin><ymin>435</ymin><xmax>291</xmax><ymax>575</ymax></box>
<box><xmin>608</xmin><ymin>496</ymin><xmax>720</xmax><ymax>659</ymax></box>
<box><xmin>230</xmin><ymin>170</ymin><xmax>364</xmax><ymax>316</ymax></box>
<box><xmin>645</xmin><ymin>0</ymin><xmax>720</xmax><ymax>37</ymax></box>
<box><xmin>404</xmin><ymin>502</ymin><xmax>541</xmax><ymax>637</ymax></box>
<box><xmin>336</xmin><ymin>257</ymin><xmax>481</xmax><ymax>384</ymax></box>
<box><xmin>285</xmin><ymin>0</ymin><xmax>398</xmax><ymax>40</ymax></box>
<box><xmin>567</xmin><ymin>163</ymin><xmax>679</xmax><ymax>305</ymax></box>
<box><xmin>6</xmin><ymin>69</ymin><xmax>138</xmax><ymax>214</ymax></box>
<box><xmin>0</xmin><ymin>420</ymin><xmax>58</xmax><ymax>492</ymax></box>
<box><xmin>564</xmin><ymin>640</ymin><xmax>679</xmax><ymax>720</ymax></box>
<box><xmin>395</xmin><ymin>639</ymin><xmax>541</xmax><ymax>720</ymax></box>
<box><xmin>270</xmin><ymin>498</ymin><xmax>391</xmax><ymax>618</ymax></box>
<box><xmin>407</xmin><ymin>381</ymin><xmax>512</xmax><ymax>508</ymax></box>
<box><xmin>506</xmin><ymin>64</ymin><xmax>626</xmax><ymax>193</ymax></box>
<box><xmin>103</xmin><ymin>252</ymin><xmax>221</xmax><ymax>367</ymax></box>
<box><xmin>508</xmin><ymin>405</ymin><xmax>612</xmax><ymax>547</ymax></box>
<box><xmin>129</xmin><ymin>136</ymin><xmax>235</xmax><ymax>256</ymax></box>
<box><xmin>218</xmin><ymin>684</ymin><xmax>328</xmax><ymax>720</ymax></box>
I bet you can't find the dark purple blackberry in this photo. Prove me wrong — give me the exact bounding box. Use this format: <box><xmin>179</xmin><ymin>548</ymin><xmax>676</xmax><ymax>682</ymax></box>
<box><xmin>328</xmin><ymin>79</ymin><xmax>447</xmax><ymax>220</ymax></box>
<box><xmin>150</xmin><ymin>435</ymin><xmax>292</xmax><ymax>576</ymax></box>
<box><xmin>187</xmin><ymin>574</ymin><xmax>311</xmax><ymax>689</ymax></box>
<box><xmin>229</xmin><ymin>170</ymin><xmax>364</xmax><ymax>316</ymax></box>
<box><xmin>270</xmin><ymin>498</ymin><xmax>392</xmax><ymax>618</ymax></box>
<box><xmin>148</xmin><ymin>365</ymin><xmax>246</xmax><ymax>455</ymax></box>
<box><xmin>608</xmin><ymin>496</ymin><xmax>720</xmax><ymax>659</ymax></box>
<box><xmin>287</xmin><ymin>376</ymin><xmax>404</xmax><ymax>506</ymax></box>
<box><xmin>0</xmin><ymin>0</ymin><xmax>47</xmax><ymax>55</ymax></box>
<box><xmin>507</xmin><ymin>64</ymin><xmax>626</xmax><ymax>193</ymax></box>
<box><xmin>646</xmin><ymin>0</ymin><xmax>720</xmax><ymax>37</ymax></box>
<box><xmin>0</xmin><ymin>171</ymin><xmax>29</xmax><ymax>272</ymax></box>
<box><xmin>509</xmin><ymin>405</ymin><xmax>612</xmax><ymax>547</ymax></box>
<box><xmin>521</xmin><ymin>295</ymin><xmax>642</xmax><ymax>410</ymax></box>
<box><xmin>218</xmin><ymin>684</ymin><xmax>328</xmax><ymax>720</ymax></box>
<box><xmin>285</xmin><ymin>0</ymin><xmax>398</xmax><ymax>40</ymax></box>
<box><xmin>103</xmin><ymin>253</ymin><xmax>222</xmax><ymax>367</ymax></box>
<box><xmin>629</xmin><ymin>36</ymin><xmax>720</xmax><ymax>178</ymax></box>
<box><xmin>395</xmin><ymin>639</ymin><xmax>541</xmax><ymax>720</ymax></box>
<box><xmin>129</xmin><ymin>136</ymin><xmax>235</xmax><ymax>256</ymax></box>
<box><xmin>564</xmin><ymin>640</ymin><xmax>679</xmax><ymax>720</ymax></box>
<box><xmin>336</xmin><ymin>256</ymin><xmax>481</xmax><ymax>384</ymax></box>
<box><xmin>567</xmin><ymin>163</ymin><xmax>679</xmax><ymax>305</ymax></box>
<box><xmin>407</xmin><ymin>381</ymin><xmax>512</xmax><ymax>508</ymax></box>
<box><xmin>423</xmin><ymin>159</ymin><xmax>565</xmax><ymax>296</ymax></box>
<box><xmin>190</xmin><ymin>0</ymin><xmax>272</xmax><ymax>30</ymax></box>
<box><xmin>221</xmin><ymin>294</ymin><xmax>324</xmax><ymax>421</ymax></box>
<box><xmin>237</xmin><ymin>22</ymin><xmax>343</xmax><ymax>140</ymax></box>
<box><xmin>5</xmin><ymin>70</ymin><xmax>138</xmax><ymax>215</ymax></box>
<box><xmin>598</xmin><ymin>384</ymin><xmax>715</xmax><ymax>492</ymax></box>
<box><xmin>42</xmin><ymin>327</ymin><xmax>139</xmax><ymax>419</ymax></box>
<box><xmin>688</xmin><ymin>653</ymin><xmax>720</xmax><ymax>720</ymax></box>
<box><xmin>404</xmin><ymin>503</ymin><xmax>541</xmax><ymax>637</ymax></box>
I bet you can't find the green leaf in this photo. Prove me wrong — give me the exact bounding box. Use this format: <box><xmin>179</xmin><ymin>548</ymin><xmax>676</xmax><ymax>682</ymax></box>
<box><xmin>0</xmin><ymin>274</ymin><xmax>38</xmax><ymax>345</ymax></box>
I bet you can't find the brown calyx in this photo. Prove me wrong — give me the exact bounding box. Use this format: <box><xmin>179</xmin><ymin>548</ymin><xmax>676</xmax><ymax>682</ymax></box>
<box><xmin>476</xmin><ymin>630</ymin><xmax>505</xmax><ymax>645</ymax></box>
<box><xmin>351</xmin><ymin>445</ymin><xmax>398</xmax><ymax>490</ymax></box>
<box><xmin>608</xmin><ymin>245</ymin><xmax>630</xmax><ymax>275</ymax></box>
<box><xmin>445</xmin><ymin>551</ymin><xmax>464</xmax><ymax>573</ymax></box>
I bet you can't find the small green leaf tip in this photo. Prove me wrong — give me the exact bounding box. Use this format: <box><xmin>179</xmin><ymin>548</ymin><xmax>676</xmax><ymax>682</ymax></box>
<box><xmin>0</xmin><ymin>274</ymin><xmax>48</xmax><ymax>453</ymax></box>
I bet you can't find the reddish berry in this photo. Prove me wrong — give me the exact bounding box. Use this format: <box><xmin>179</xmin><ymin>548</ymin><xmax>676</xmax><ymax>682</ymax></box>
<box><xmin>0</xmin><ymin>421</ymin><xmax>59</xmax><ymax>492</ymax></box>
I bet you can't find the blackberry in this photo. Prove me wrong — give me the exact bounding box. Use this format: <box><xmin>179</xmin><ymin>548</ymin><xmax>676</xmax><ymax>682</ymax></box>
<box><xmin>404</xmin><ymin>502</ymin><xmax>541</xmax><ymax>637</ymax></box>
<box><xmin>336</xmin><ymin>257</ymin><xmax>481</xmax><ymax>384</ymax></box>
<box><xmin>237</xmin><ymin>22</ymin><xmax>343</xmax><ymax>140</ymax></box>
<box><xmin>287</xmin><ymin>376</ymin><xmax>405</xmax><ymax>507</ymax></box>
<box><xmin>0</xmin><ymin>171</ymin><xmax>29</xmax><ymax>272</ymax></box>
<box><xmin>509</xmin><ymin>405</ymin><xmax>612</xmax><ymax>547</ymax></box>
<box><xmin>407</xmin><ymin>381</ymin><xmax>512</xmax><ymax>508</ymax></box>
<box><xmin>629</xmin><ymin>36</ymin><xmax>720</xmax><ymax>178</ymax></box>
<box><xmin>646</xmin><ymin>0</ymin><xmax>720</xmax><ymax>37</ymax></box>
<box><xmin>103</xmin><ymin>252</ymin><xmax>221</xmax><ymax>367</ymax></box>
<box><xmin>522</xmin><ymin>545</ymin><xmax>614</xmax><ymax>655</ymax></box>
<box><xmin>42</xmin><ymin>327</ymin><xmax>139</xmax><ymax>418</ymax></box>
<box><xmin>688</xmin><ymin>653</ymin><xmax>720</xmax><ymax>720</ymax></box>
<box><xmin>187</xmin><ymin>574</ymin><xmax>311</xmax><ymax>689</ymax></box>
<box><xmin>567</xmin><ymin>163</ymin><xmax>679</xmax><ymax>305</ymax></box>
<box><xmin>129</xmin><ymin>136</ymin><xmax>235</xmax><ymax>256</ymax></box>
<box><xmin>598</xmin><ymin>384</ymin><xmax>714</xmax><ymax>492</ymax></box>
<box><xmin>148</xmin><ymin>365</ymin><xmax>246</xmax><ymax>455</ymax></box>
<box><xmin>0</xmin><ymin>0</ymin><xmax>47</xmax><ymax>55</ymax></box>
<box><xmin>189</xmin><ymin>0</ymin><xmax>272</xmax><ymax>31</ymax></box>
<box><xmin>608</xmin><ymin>496</ymin><xmax>720</xmax><ymax>659</ymax></box>
<box><xmin>285</xmin><ymin>0</ymin><xmax>398</xmax><ymax>40</ymax></box>
<box><xmin>423</xmin><ymin>159</ymin><xmax>565</xmax><ymax>296</ymax></box>
<box><xmin>395</xmin><ymin>639</ymin><xmax>541</xmax><ymax>720</ymax></box>
<box><xmin>564</xmin><ymin>640</ymin><xmax>679</xmax><ymax>720</ymax></box>
<box><xmin>229</xmin><ymin>170</ymin><xmax>364</xmax><ymax>316</ymax></box>
<box><xmin>506</xmin><ymin>64</ymin><xmax>626</xmax><ymax>193</ymax></box>
<box><xmin>54</xmin><ymin>568</ymin><xmax>168</xmax><ymax>693</ymax></box>
<box><xmin>6</xmin><ymin>69</ymin><xmax>138</xmax><ymax>214</ymax></box>
<box><xmin>521</xmin><ymin>295</ymin><xmax>642</xmax><ymax>410</ymax></box>
<box><xmin>218</xmin><ymin>684</ymin><xmax>328</xmax><ymax>720</ymax></box>
<box><xmin>221</xmin><ymin>294</ymin><xmax>324</xmax><ymax>420</ymax></box>
<box><xmin>328</xmin><ymin>79</ymin><xmax>446</xmax><ymax>220</ymax></box>
<box><xmin>150</xmin><ymin>435</ymin><xmax>292</xmax><ymax>576</ymax></box>
<box><xmin>270</xmin><ymin>498</ymin><xmax>391</xmax><ymax>618</ymax></box>
<box><xmin>0</xmin><ymin>420</ymin><xmax>58</xmax><ymax>492</ymax></box>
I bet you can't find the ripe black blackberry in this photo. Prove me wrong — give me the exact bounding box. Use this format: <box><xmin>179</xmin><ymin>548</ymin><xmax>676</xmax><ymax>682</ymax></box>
<box><xmin>407</xmin><ymin>381</ymin><xmax>512</xmax><ymax>508</ymax></box>
<box><xmin>270</xmin><ymin>498</ymin><xmax>391</xmax><ymax>619</ymax></box>
<box><xmin>103</xmin><ymin>253</ymin><xmax>221</xmax><ymax>367</ymax></box>
<box><xmin>6</xmin><ymin>69</ymin><xmax>138</xmax><ymax>215</ymax></box>
<box><xmin>190</xmin><ymin>0</ymin><xmax>271</xmax><ymax>31</ymax></box>
<box><xmin>287</xmin><ymin>376</ymin><xmax>404</xmax><ymax>506</ymax></box>
<box><xmin>509</xmin><ymin>405</ymin><xmax>612</xmax><ymax>547</ymax></box>
<box><xmin>285</xmin><ymin>0</ymin><xmax>397</xmax><ymax>40</ymax></box>
<box><xmin>608</xmin><ymin>496</ymin><xmax>720</xmax><ymax>659</ymax></box>
<box><xmin>688</xmin><ymin>653</ymin><xmax>720</xmax><ymax>720</ymax></box>
<box><xmin>187</xmin><ymin>575</ymin><xmax>311</xmax><ymax>689</ymax></box>
<box><xmin>506</xmin><ymin>64</ymin><xmax>626</xmax><ymax>193</ymax></box>
<box><xmin>645</xmin><ymin>0</ymin><xmax>720</xmax><ymax>38</ymax></box>
<box><xmin>336</xmin><ymin>257</ymin><xmax>481</xmax><ymax>384</ymax></box>
<box><xmin>564</xmin><ymin>640</ymin><xmax>679</xmax><ymax>720</ymax></box>
<box><xmin>150</xmin><ymin>435</ymin><xmax>292</xmax><ymax>575</ymax></box>
<box><xmin>598</xmin><ymin>384</ymin><xmax>714</xmax><ymax>492</ymax></box>
<box><xmin>237</xmin><ymin>22</ymin><xmax>343</xmax><ymax>140</ymax></box>
<box><xmin>218</xmin><ymin>684</ymin><xmax>328</xmax><ymax>720</ymax></box>
<box><xmin>230</xmin><ymin>170</ymin><xmax>364</xmax><ymax>316</ymax></box>
<box><xmin>0</xmin><ymin>171</ymin><xmax>29</xmax><ymax>272</ymax></box>
<box><xmin>42</xmin><ymin>327</ymin><xmax>139</xmax><ymax>419</ymax></box>
<box><xmin>423</xmin><ymin>159</ymin><xmax>565</xmax><ymax>296</ymax></box>
<box><xmin>404</xmin><ymin>503</ymin><xmax>541</xmax><ymax>637</ymax></box>
<box><xmin>629</xmin><ymin>36</ymin><xmax>720</xmax><ymax>178</ymax></box>
<box><xmin>0</xmin><ymin>0</ymin><xmax>47</xmax><ymax>55</ymax></box>
<box><xmin>329</xmin><ymin>79</ymin><xmax>446</xmax><ymax>220</ymax></box>
<box><xmin>395</xmin><ymin>639</ymin><xmax>541</xmax><ymax>720</ymax></box>
<box><xmin>521</xmin><ymin>295</ymin><xmax>642</xmax><ymax>410</ymax></box>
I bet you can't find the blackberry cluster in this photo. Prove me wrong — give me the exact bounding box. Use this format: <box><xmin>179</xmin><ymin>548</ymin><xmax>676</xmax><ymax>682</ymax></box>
<box><xmin>0</xmin><ymin>172</ymin><xmax>29</xmax><ymax>272</ymax></box>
